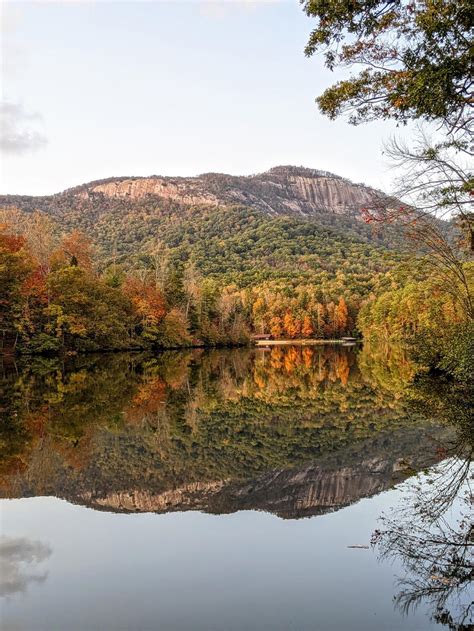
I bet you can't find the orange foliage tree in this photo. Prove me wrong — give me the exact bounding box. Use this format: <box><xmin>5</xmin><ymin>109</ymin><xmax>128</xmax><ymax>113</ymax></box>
<box><xmin>269</xmin><ymin>316</ymin><xmax>283</xmax><ymax>338</ymax></box>
<box><xmin>301</xmin><ymin>315</ymin><xmax>314</xmax><ymax>338</ymax></box>
<box><xmin>283</xmin><ymin>311</ymin><xmax>301</xmax><ymax>339</ymax></box>
<box><xmin>124</xmin><ymin>276</ymin><xmax>167</xmax><ymax>334</ymax></box>
<box><xmin>59</xmin><ymin>230</ymin><xmax>94</xmax><ymax>270</ymax></box>
<box><xmin>334</xmin><ymin>296</ymin><xmax>349</xmax><ymax>335</ymax></box>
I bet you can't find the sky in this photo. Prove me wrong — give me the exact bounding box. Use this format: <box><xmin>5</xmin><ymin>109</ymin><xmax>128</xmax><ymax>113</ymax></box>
<box><xmin>1</xmin><ymin>1</ymin><xmax>408</xmax><ymax>196</ymax></box>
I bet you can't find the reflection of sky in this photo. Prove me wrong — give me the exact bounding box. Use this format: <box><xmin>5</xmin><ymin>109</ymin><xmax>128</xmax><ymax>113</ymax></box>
<box><xmin>0</xmin><ymin>537</ymin><xmax>51</xmax><ymax>597</ymax></box>
<box><xmin>1</xmin><ymin>492</ymin><xmax>438</xmax><ymax>631</ymax></box>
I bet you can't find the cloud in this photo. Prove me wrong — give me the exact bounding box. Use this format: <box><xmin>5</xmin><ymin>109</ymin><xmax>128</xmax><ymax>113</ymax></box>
<box><xmin>0</xmin><ymin>101</ymin><xmax>48</xmax><ymax>154</ymax></box>
<box><xmin>0</xmin><ymin>537</ymin><xmax>52</xmax><ymax>597</ymax></box>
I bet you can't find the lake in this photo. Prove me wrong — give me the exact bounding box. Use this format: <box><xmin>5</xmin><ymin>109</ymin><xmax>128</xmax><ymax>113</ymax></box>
<box><xmin>0</xmin><ymin>345</ymin><xmax>472</xmax><ymax>630</ymax></box>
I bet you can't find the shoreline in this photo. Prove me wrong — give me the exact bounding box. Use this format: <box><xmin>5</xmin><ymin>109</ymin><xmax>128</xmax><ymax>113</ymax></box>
<box><xmin>255</xmin><ymin>339</ymin><xmax>359</xmax><ymax>347</ymax></box>
<box><xmin>0</xmin><ymin>339</ymin><xmax>361</xmax><ymax>359</ymax></box>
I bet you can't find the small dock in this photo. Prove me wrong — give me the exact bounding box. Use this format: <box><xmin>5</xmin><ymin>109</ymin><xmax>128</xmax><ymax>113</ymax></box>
<box><xmin>254</xmin><ymin>338</ymin><xmax>359</xmax><ymax>347</ymax></box>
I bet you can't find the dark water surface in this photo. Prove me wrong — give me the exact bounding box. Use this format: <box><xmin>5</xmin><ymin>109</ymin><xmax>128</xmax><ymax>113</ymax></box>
<box><xmin>0</xmin><ymin>346</ymin><xmax>472</xmax><ymax>630</ymax></box>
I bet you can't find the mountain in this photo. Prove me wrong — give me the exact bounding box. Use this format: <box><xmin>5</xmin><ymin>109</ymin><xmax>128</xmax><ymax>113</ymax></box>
<box><xmin>0</xmin><ymin>166</ymin><xmax>404</xmax><ymax>289</ymax></box>
<box><xmin>1</xmin><ymin>165</ymin><xmax>381</xmax><ymax>218</ymax></box>
<box><xmin>0</xmin><ymin>166</ymin><xmax>416</xmax><ymax>354</ymax></box>
<box><xmin>69</xmin><ymin>165</ymin><xmax>380</xmax><ymax>216</ymax></box>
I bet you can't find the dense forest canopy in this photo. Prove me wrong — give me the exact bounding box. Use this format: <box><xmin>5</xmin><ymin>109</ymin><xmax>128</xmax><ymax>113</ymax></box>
<box><xmin>0</xmin><ymin>190</ymin><xmax>415</xmax><ymax>354</ymax></box>
<box><xmin>0</xmin><ymin>183</ymin><xmax>470</xmax><ymax>367</ymax></box>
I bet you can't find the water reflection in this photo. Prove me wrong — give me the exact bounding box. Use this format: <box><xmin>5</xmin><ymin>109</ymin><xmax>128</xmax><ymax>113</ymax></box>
<box><xmin>0</xmin><ymin>346</ymin><xmax>453</xmax><ymax>518</ymax></box>
<box><xmin>370</xmin><ymin>375</ymin><xmax>474</xmax><ymax>631</ymax></box>
<box><xmin>373</xmin><ymin>460</ymin><xmax>472</xmax><ymax>630</ymax></box>
<box><xmin>0</xmin><ymin>537</ymin><xmax>51</xmax><ymax>597</ymax></box>
<box><xmin>1</xmin><ymin>345</ymin><xmax>472</xmax><ymax>630</ymax></box>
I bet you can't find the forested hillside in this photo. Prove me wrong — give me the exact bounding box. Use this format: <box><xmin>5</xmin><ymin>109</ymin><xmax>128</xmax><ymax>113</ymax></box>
<box><xmin>0</xmin><ymin>165</ymin><xmax>408</xmax><ymax>260</ymax></box>
<box><xmin>3</xmin><ymin>165</ymin><xmax>465</xmax><ymax>358</ymax></box>
<box><xmin>0</xmin><ymin>166</ymin><xmax>411</xmax><ymax>353</ymax></box>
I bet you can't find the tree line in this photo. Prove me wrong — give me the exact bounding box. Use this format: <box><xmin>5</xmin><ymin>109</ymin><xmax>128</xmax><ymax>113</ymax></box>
<box><xmin>0</xmin><ymin>213</ymin><xmax>360</xmax><ymax>354</ymax></box>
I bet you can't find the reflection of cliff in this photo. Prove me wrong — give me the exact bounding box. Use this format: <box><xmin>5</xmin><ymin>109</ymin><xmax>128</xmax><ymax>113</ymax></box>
<box><xmin>0</xmin><ymin>346</ymin><xmax>452</xmax><ymax>519</ymax></box>
<box><xmin>90</xmin><ymin>426</ymin><xmax>448</xmax><ymax>518</ymax></box>
<box><xmin>75</xmin><ymin>454</ymin><xmax>433</xmax><ymax>519</ymax></box>
<box><xmin>5</xmin><ymin>425</ymin><xmax>449</xmax><ymax>520</ymax></box>
<box><xmin>218</xmin><ymin>431</ymin><xmax>441</xmax><ymax>519</ymax></box>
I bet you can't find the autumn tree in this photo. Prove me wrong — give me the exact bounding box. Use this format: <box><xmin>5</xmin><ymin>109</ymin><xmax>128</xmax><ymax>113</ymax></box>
<box><xmin>301</xmin><ymin>314</ymin><xmax>314</xmax><ymax>338</ymax></box>
<box><xmin>183</xmin><ymin>262</ymin><xmax>202</xmax><ymax>322</ymax></box>
<box><xmin>59</xmin><ymin>230</ymin><xmax>93</xmax><ymax>270</ymax></box>
<box><xmin>302</xmin><ymin>0</ymin><xmax>472</xmax><ymax>131</ymax></box>
<box><xmin>283</xmin><ymin>311</ymin><xmax>301</xmax><ymax>339</ymax></box>
<box><xmin>46</xmin><ymin>266</ymin><xmax>133</xmax><ymax>351</ymax></box>
<box><xmin>0</xmin><ymin>225</ymin><xmax>31</xmax><ymax>349</ymax></box>
<box><xmin>334</xmin><ymin>297</ymin><xmax>349</xmax><ymax>335</ymax></box>
<box><xmin>123</xmin><ymin>276</ymin><xmax>166</xmax><ymax>343</ymax></box>
<box><xmin>325</xmin><ymin>301</ymin><xmax>336</xmax><ymax>337</ymax></box>
<box><xmin>22</xmin><ymin>212</ymin><xmax>58</xmax><ymax>278</ymax></box>
<box><xmin>157</xmin><ymin>308</ymin><xmax>192</xmax><ymax>348</ymax></box>
<box><xmin>252</xmin><ymin>297</ymin><xmax>268</xmax><ymax>334</ymax></box>
<box><xmin>269</xmin><ymin>316</ymin><xmax>283</xmax><ymax>339</ymax></box>
<box><xmin>302</xmin><ymin>0</ymin><xmax>473</xmax><ymax>327</ymax></box>
<box><xmin>315</xmin><ymin>302</ymin><xmax>326</xmax><ymax>337</ymax></box>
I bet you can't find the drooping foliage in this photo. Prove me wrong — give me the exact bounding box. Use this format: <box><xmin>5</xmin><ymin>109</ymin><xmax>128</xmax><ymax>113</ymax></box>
<box><xmin>302</xmin><ymin>0</ymin><xmax>473</xmax><ymax>131</ymax></box>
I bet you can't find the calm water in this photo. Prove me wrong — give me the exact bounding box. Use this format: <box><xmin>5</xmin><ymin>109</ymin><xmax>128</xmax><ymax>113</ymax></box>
<box><xmin>0</xmin><ymin>346</ymin><xmax>472</xmax><ymax>630</ymax></box>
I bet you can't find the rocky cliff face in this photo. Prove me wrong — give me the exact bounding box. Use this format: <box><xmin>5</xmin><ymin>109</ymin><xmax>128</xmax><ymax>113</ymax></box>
<box><xmin>79</xmin><ymin>178</ymin><xmax>221</xmax><ymax>208</ymax></box>
<box><xmin>67</xmin><ymin>165</ymin><xmax>379</xmax><ymax>217</ymax></box>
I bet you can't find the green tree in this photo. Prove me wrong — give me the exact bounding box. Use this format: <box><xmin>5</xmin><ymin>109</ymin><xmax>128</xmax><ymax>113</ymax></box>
<box><xmin>45</xmin><ymin>266</ymin><xmax>133</xmax><ymax>351</ymax></box>
<box><xmin>302</xmin><ymin>0</ymin><xmax>473</xmax><ymax>325</ymax></box>
<box><xmin>302</xmin><ymin>0</ymin><xmax>472</xmax><ymax>131</ymax></box>
<box><xmin>0</xmin><ymin>229</ymin><xmax>31</xmax><ymax>350</ymax></box>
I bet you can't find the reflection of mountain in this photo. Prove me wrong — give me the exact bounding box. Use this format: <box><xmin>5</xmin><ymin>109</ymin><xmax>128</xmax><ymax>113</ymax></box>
<box><xmin>73</xmin><ymin>427</ymin><xmax>446</xmax><ymax>519</ymax></box>
<box><xmin>0</xmin><ymin>346</ymin><xmax>449</xmax><ymax>519</ymax></box>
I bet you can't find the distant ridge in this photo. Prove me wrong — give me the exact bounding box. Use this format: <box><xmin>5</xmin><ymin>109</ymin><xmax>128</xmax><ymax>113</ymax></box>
<box><xmin>1</xmin><ymin>165</ymin><xmax>382</xmax><ymax>218</ymax></box>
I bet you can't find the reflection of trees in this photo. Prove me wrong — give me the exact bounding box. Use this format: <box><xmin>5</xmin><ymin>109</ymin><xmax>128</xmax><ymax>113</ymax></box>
<box><xmin>407</xmin><ymin>376</ymin><xmax>473</xmax><ymax>464</ymax></box>
<box><xmin>373</xmin><ymin>463</ymin><xmax>472</xmax><ymax>630</ymax></box>
<box><xmin>357</xmin><ymin>341</ymin><xmax>421</xmax><ymax>395</ymax></box>
<box><xmin>372</xmin><ymin>377</ymin><xmax>473</xmax><ymax>630</ymax></box>
<box><xmin>1</xmin><ymin>345</ymin><xmax>429</xmax><ymax>495</ymax></box>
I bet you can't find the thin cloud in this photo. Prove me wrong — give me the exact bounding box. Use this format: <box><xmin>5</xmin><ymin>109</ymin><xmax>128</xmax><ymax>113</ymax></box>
<box><xmin>0</xmin><ymin>101</ymin><xmax>48</xmax><ymax>154</ymax></box>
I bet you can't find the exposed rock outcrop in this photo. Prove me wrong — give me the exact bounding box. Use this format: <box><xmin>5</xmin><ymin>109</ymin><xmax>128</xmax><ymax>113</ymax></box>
<box><xmin>66</xmin><ymin>165</ymin><xmax>380</xmax><ymax>217</ymax></box>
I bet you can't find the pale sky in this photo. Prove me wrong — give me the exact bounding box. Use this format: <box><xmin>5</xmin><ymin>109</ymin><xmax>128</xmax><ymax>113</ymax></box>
<box><xmin>1</xmin><ymin>1</ymin><xmax>408</xmax><ymax>196</ymax></box>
